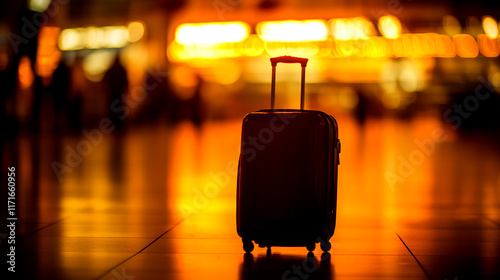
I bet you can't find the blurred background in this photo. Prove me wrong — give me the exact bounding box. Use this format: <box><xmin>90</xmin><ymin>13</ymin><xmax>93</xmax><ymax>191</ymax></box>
<box><xmin>1</xmin><ymin>0</ymin><xmax>500</xmax><ymax>131</ymax></box>
<box><xmin>1</xmin><ymin>0</ymin><xmax>500</xmax><ymax>279</ymax></box>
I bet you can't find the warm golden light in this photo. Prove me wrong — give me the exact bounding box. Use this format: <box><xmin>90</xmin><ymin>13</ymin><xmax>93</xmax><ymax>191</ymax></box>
<box><xmin>466</xmin><ymin>16</ymin><xmax>483</xmax><ymax>37</ymax></box>
<box><xmin>211</xmin><ymin>60</ymin><xmax>241</xmax><ymax>85</ymax></box>
<box><xmin>330</xmin><ymin>17</ymin><xmax>375</xmax><ymax>40</ymax></box>
<box><xmin>410</xmin><ymin>34</ymin><xmax>438</xmax><ymax>57</ymax></box>
<box><xmin>167</xmin><ymin>17</ymin><xmax>500</xmax><ymax>61</ymax></box>
<box><xmin>333</xmin><ymin>40</ymin><xmax>358</xmax><ymax>57</ymax></box>
<box><xmin>331</xmin><ymin>19</ymin><xmax>351</xmax><ymax>40</ymax></box>
<box><xmin>59</xmin><ymin>25</ymin><xmax>134</xmax><ymax>51</ymax></box>
<box><xmin>18</xmin><ymin>56</ymin><xmax>34</xmax><ymax>89</ymax></box>
<box><xmin>243</xmin><ymin>35</ymin><xmax>265</xmax><ymax>56</ymax></box>
<box><xmin>364</xmin><ymin>36</ymin><xmax>389</xmax><ymax>57</ymax></box>
<box><xmin>482</xmin><ymin>16</ymin><xmax>499</xmax><ymax>39</ymax></box>
<box><xmin>85</xmin><ymin>27</ymin><xmax>105</xmax><ymax>49</ymax></box>
<box><xmin>435</xmin><ymin>35</ymin><xmax>456</xmax><ymax>57</ymax></box>
<box><xmin>334</xmin><ymin>20</ymin><xmax>350</xmax><ymax>40</ymax></box>
<box><xmin>59</xmin><ymin>28</ymin><xmax>83</xmax><ymax>51</ymax></box>
<box><xmin>168</xmin><ymin>41</ymin><xmax>244</xmax><ymax>61</ymax></box>
<box><xmin>443</xmin><ymin>15</ymin><xmax>462</xmax><ymax>36</ymax></box>
<box><xmin>477</xmin><ymin>34</ymin><xmax>500</xmax><ymax>57</ymax></box>
<box><xmin>257</xmin><ymin>20</ymin><xmax>328</xmax><ymax>42</ymax></box>
<box><xmin>82</xmin><ymin>50</ymin><xmax>116</xmax><ymax>82</ymax></box>
<box><xmin>353</xmin><ymin>17</ymin><xmax>376</xmax><ymax>38</ymax></box>
<box><xmin>35</xmin><ymin>26</ymin><xmax>61</xmax><ymax>78</ymax></box>
<box><xmin>453</xmin><ymin>34</ymin><xmax>479</xmax><ymax>58</ymax></box>
<box><xmin>104</xmin><ymin>26</ymin><xmax>129</xmax><ymax>48</ymax></box>
<box><xmin>28</xmin><ymin>0</ymin><xmax>51</xmax><ymax>12</ymax></box>
<box><xmin>398</xmin><ymin>60</ymin><xmax>424</xmax><ymax>92</ymax></box>
<box><xmin>265</xmin><ymin>41</ymin><xmax>320</xmax><ymax>57</ymax></box>
<box><xmin>390</xmin><ymin>35</ymin><xmax>412</xmax><ymax>57</ymax></box>
<box><xmin>175</xmin><ymin>22</ymin><xmax>249</xmax><ymax>44</ymax></box>
<box><xmin>378</xmin><ymin>15</ymin><xmax>402</xmax><ymax>39</ymax></box>
<box><xmin>128</xmin><ymin>21</ymin><xmax>145</xmax><ymax>42</ymax></box>
<box><xmin>171</xmin><ymin>65</ymin><xmax>199</xmax><ymax>89</ymax></box>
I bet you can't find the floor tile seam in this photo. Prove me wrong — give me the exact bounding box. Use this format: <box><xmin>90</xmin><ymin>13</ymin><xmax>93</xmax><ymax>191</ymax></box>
<box><xmin>19</xmin><ymin>213</ymin><xmax>81</xmax><ymax>238</ymax></box>
<box><xmin>94</xmin><ymin>218</ymin><xmax>187</xmax><ymax>280</ymax></box>
<box><xmin>395</xmin><ymin>232</ymin><xmax>433</xmax><ymax>280</ymax></box>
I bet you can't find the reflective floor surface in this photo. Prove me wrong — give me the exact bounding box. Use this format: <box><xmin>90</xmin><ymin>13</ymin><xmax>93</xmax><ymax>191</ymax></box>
<box><xmin>2</xmin><ymin>114</ymin><xmax>500</xmax><ymax>279</ymax></box>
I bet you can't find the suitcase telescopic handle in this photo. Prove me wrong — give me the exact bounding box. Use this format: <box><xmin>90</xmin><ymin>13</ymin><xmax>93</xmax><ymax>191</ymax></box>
<box><xmin>270</xmin><ymin>56</ymin><xmax>309</xmax><ymax>110</ymax></box>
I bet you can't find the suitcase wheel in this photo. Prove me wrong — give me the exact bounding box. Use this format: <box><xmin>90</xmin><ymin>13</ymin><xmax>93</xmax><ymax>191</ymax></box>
<box><xmin>320</xmin><ymin>241</ymin><xmax>332</xmax><ymax>252</ymax></box>
<box><xmin>242</xmin><ymin>239</ymin><xmax>254</xmax><ymax>253</ymax></box>
<box><xmin>306</xmin><ymin>242</ymin><xmax>316</xmax><ymax>252</ymax></box>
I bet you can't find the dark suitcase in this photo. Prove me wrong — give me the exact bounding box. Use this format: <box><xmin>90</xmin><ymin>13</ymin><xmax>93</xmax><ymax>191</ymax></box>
<box><xmin>237</xmin><ymin>56</ymin><xmax>340</xmax><ymax>253</ymax></box>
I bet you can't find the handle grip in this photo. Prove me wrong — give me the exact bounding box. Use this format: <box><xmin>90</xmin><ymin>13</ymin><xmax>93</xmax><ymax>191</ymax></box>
<box><xmin>270</xmin><ymin>56</ymin><xmax>308</xmax><ymax>110</ymax></box>
<box><xmin>270</xmin><ymin>56</ymin><xmax>308</xmax><ymax>67</ymax></box>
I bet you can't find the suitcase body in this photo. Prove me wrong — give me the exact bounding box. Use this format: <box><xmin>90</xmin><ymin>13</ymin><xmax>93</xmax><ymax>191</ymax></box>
<box><xmin>237</xmin><ymin>56</ymin><xmax>340</xmax><ymax>253</ymax></box>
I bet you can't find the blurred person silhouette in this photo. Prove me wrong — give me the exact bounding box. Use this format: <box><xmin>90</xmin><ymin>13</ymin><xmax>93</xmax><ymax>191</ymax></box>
<box><xmin>354</xmin><ymin>88</ymin><xmax>368</xmax><ymax>126</ymax></box>
<box><xmin>68</xmin><ymin>57</ymin><xmax>85</xmax><ymax>132</ymax></box>
<box><xmin>190</xmin><ymin>73</ymin><xmax>205</xmax><ymax>126</ymax></box>
<box><xmin>0</xmin><ymin>58</ymin><xmax>18</xmax><ymax>137</ymax></box>
<box><xmin>450</xmin><ymin>80</ymin><xmax>500</xmax><ymax>134</ymax></box>
<box><xmin>48</xmin><ymin>59</ymin><xmax>71</xmax><ymax>133</ymax></box>
<box><xmin>11</xmin><ymin>5</ymin><xmax>42</xmax><ymax>132</ymax></box>
<box><xmin>140</xmin><ymin>66</ymin><xmax>170</xmax><ymax>124</ymax></box>
<box><xmin>104</xmin><ymin>54</ymin><xmax>128</xmax><ymax>131</ymax></box>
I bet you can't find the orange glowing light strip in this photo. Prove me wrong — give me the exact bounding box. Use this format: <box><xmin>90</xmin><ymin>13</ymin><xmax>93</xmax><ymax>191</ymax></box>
<box><xmin>169</xmin><ymin>32</ymin><xmax>500</xmax><ymax>60</ymax></box>
<box><xmin>58</xmin><ymin>22</ymin><xmax>144</xmax><ymax>51</ymax></box>
<box><xmin>36</xmin><ymin>26</ymin><xmax>61</xmax><ymax>78</ymax></box>
<box><xmin>169</xmin><ymin>17</ymin><xmax>500</xmax><ymax>60</ymax></box>
<box><xmin>175</xmin><ymin>22</ymin><xmax>250</xmax><ymax>45</ymax></box>
<box><xmin>257</xmin><ymin>20</ymin><xmax>328</xmax><ymax>42</ymax></box>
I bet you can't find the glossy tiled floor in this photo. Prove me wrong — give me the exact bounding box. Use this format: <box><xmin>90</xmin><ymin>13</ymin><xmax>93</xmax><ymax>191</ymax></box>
<box><xmin>2</xmin><ymin>115</ymin><xmax>500</xmax><ymax>279</ymax></box>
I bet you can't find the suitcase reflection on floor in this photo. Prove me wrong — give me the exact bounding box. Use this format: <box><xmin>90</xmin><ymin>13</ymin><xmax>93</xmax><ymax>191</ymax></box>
<box><xmin>239</xmin><ymin>251</ymin><xmax>333</xmax><ymax>280</ymax></box>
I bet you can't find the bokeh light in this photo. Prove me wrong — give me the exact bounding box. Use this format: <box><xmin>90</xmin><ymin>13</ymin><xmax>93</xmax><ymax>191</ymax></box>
<box><xmin>28</xmin><ymin>0</ymin><xmax>51</xmax><ymax>12</ymax></box>
<box><xmin>257</xmin><ymin>20</ymin><xmax>328</xmax><ymax>42</ymax></box>
<box><xmin>378</xmin><ymin>15</ymin><xmax>402</xmax><ymax>39</ymax></box>
<box><xmin>59</xmin><ymin>25</ymin><xmax>134</xmax><ymax>51</ymax></box>
<box><xmin>242</xmin><ymin>35</ymin><xmax>265</xmax><ymax>56</ymax></box>
<box><xmin>175</xmin><ymin>22</ymin><xmax>250</xmax><ymax>44</ymax></box>
<box><xmin>453</xmin><ymin>34</ymin><xmax>479</xmax><ymax>58</ymax></box>
<box><xmin>443</xmin><ymin>15</ymin><xmax>462</xmax><ymax>36</ymax></box>
<box><xmin>18</xmin><ymin>56</ymin><xmax>34</xmax><ymax>89</ymax></box>
<box><xmin>482</xmin><ymin>16</ymin><xmax>499</xmax><ymax>39</ymax></box>
<box><xmin>58</xmin><ymin>28</ymin><xmax>83</xmax><ymax>51</ymax></box>
<box><xmin>82</xmin><ymin>50</ymin><xmax>116</xmax><ymax>82</ymax></box>
<box><xmin>35</xmin><ymin>26</ymin><xmax>61</xmax><ymax>78</ymax></box>
<box><xmin>477</xmin><ymin>34</ymin><xmax>500</xmax><ymax>57</ymax></box>
<box><xmin>435</xmin><ymin>35</ymin><xmax>456</xmax><ymax>57</ymax></box>
<box><xmin>330</xmin><ymin>17</ymin><xmax>375</xmax><ymax>40</ymax></box>
<box><xmin>466</xmin><ymin>16</ymin><xmax>483</xmax><ymax>37</ymax></box>
<box><xmin>128</xmin><ymin>21</ymin><xmax>145</xmax><ymax>43</ymax></box>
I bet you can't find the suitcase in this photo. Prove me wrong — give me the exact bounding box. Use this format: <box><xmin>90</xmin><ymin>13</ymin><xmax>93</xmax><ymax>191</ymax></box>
<box><xmin>237</xmin><ymin>56</ymin><xmax>340</xmax><ymax>253</ymax></box>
